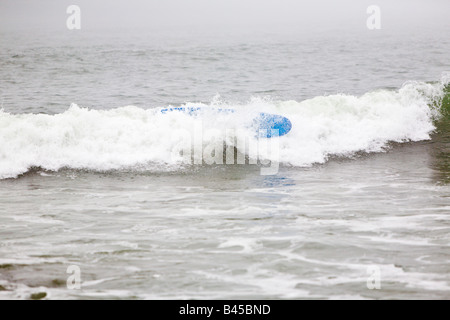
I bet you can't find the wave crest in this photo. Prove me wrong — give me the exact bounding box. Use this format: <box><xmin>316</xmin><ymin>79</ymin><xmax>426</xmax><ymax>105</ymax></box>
<box><xmin>0</xmin><ymin>80</ymin><xmax>447</xmax><ymax>179</ymax></box>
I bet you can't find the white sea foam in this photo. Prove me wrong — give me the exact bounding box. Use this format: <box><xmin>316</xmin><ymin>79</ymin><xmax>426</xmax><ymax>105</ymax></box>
<box><xmin>0</xmin><ymin>80</ymin><xmax>446</xmax><ymax>179</ymax></box>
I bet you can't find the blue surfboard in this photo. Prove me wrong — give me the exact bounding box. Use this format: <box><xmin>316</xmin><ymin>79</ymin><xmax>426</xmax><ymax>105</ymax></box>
<box><xmin>159</xmin><ymin>107</ymin><xmax>292</xmax><ymax>138</ymax></box>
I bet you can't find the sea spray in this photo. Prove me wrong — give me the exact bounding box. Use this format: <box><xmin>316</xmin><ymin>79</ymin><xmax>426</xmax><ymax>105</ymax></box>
<box><xmin>0</xmin><ymin>80</ymin><xmax>447</xmax><ymax>179</ymax></box>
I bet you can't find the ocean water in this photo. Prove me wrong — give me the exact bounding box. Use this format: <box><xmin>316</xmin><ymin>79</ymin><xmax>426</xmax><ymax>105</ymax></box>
<box><xmin>0</xmin><ymin>24</ymin><xmax>449</xmax><ymax>299</ymax></box>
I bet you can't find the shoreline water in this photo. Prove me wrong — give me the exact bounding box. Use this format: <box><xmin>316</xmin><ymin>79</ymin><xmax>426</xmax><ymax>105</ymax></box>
<box><xmin>1</xmin><ymin>6</ymin><xmax>449</xmax><ymax>299</ymax></box>
<box><xmin>0</xmin><ymin>136</ymin><xmax>449</xmax><ymax>299</ymax></box>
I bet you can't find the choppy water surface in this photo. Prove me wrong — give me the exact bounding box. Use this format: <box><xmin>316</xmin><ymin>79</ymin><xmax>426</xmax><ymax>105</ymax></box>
<box><xmin>0</xmin><ymin>24</ymin><xmax>449</xmax><ymax>299</ymax></box>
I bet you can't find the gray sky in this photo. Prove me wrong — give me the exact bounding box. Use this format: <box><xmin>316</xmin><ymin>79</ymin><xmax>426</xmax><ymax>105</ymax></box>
<box><xmin>0</xmin><ymin>0</ymin><xmax>449</xmax><ymax>33</ymax></box>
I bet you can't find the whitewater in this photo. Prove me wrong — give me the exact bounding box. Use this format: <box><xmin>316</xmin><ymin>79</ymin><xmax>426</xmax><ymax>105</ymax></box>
<box><xmin>1</xmin><ymin>15</ymin><xmax>449</xmax><ymax>300</ymax></box>
<box><xmin>0</xmin><ymin>80</ymin><xmax>446</xmax><ymax>179</ymax></box>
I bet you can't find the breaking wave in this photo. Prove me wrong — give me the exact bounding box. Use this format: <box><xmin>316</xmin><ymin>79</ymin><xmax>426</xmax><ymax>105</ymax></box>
<box><xmin>0</xmin><ymin>79</ymin><xmax>448</xmax><ymax>179</ymax></box>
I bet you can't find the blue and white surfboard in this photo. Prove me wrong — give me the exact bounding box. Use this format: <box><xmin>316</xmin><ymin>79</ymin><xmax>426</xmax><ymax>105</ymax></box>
<box><xmin>159</xmin><ymin>107</ymin><xmax>292</xmax><ymax>138</ymax></box>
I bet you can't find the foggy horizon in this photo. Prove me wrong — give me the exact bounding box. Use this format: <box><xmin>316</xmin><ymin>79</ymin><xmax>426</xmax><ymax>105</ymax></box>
<box><xmin>1</xmin><ymin>0</ymin><xmax>449</xmax><ymax>34</ymax></box>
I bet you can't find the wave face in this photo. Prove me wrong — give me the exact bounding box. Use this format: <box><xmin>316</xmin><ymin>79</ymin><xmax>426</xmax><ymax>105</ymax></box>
<box><xmin>0</xmin><ymin>80</ymin><xmax>448</xmax><ymax>179</ymax></box>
